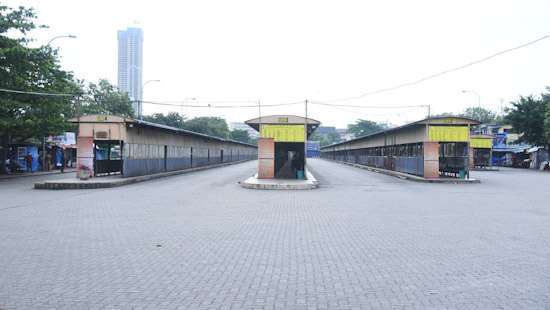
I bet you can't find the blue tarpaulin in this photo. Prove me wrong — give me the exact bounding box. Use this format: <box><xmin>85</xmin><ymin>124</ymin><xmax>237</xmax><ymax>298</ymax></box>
<box><xmin>15</xmin><ymin>145</ymin><xmax>39</xmax><ymax>172</ymax></box>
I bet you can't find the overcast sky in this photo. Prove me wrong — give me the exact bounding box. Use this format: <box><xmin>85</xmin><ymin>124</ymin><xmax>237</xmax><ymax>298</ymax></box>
<box><xmin>6</xmin><ymin>0</ymin><xmax>550</xmax><ymax>127</ymax></box>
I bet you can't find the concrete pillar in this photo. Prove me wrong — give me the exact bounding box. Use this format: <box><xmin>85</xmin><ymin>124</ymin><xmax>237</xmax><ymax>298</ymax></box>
<box><xmin>258</xmin><ymin>138</ymin><xmax>274</xmax><ymax>179</ymax></box>
<box><xmin>423</xmin><ymin>142</ymin><xmax>439</xmax><ymax>178</ymax></box>
<box><xmin>469</xmin><ymin>147</ymin><xmax>475</xmax><ymax>169</ymax></box>
<box><xmin>76</xmin><ymin>136</ymin><xmax>94</xmax><ymax>178</ymax></box>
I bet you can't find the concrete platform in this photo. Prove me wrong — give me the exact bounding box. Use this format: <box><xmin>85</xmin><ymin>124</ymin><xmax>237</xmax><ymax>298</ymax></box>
<box><xmin>471</xmin><ymin>166</ymin><xmax>500</xmax><ymax>171</ymax></box>
<box><xmin>330</xmin><ymin>160</ymin><xmax>480</xmax><ymax>183</ymax></box>
<box><xmin>34</xmin><ymin>160</ymin><xmax>251</xmax><ymax>190</ymax></box>
<box><xmin>239</xmin><ymin>169</ymin><xmax>319</xmax><ymax>190</ymax></box>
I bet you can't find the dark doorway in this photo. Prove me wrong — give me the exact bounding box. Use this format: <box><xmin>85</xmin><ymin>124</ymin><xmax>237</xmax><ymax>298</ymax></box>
<box><xmin>94</xmin><ymin>140</ymin><xmax>122</xmax><ymax>176</ymax></box>
<box><xmin>439</xmin><ymin>142</ymin><xmax>469</xmax><ymax>177</ymax></box>
<box><xmin>274</xmin><ymin>142</ymin><xmax>305</xmax><ymax>179</ymax></box>
<box><xmin>163</xmin><ymin>145</ymin><xmax>168</xmax><ymax>171</ymax></box>
<box><xmin>220</xmin><ymin>149</ymin><xmax>224</xmax><ymax>163</ymax></box>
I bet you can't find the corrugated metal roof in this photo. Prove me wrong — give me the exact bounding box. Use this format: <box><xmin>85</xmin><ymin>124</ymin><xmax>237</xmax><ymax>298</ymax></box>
<box><xmin>70</xmin><ymin>115</ymin><xmax>256</xmax><ymax>148</ymax></box>
<box><xmin>321</xmin><ymin>116</ymin><xmax>480</xmax><ymax>149</ymax></box>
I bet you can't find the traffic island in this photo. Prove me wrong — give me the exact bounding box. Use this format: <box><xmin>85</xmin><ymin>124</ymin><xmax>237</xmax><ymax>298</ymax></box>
<box><xmin>333</xmin><ymin>160</ymin><xmax>480</xmax><ymax>184</ymax></box>
<box><xmin>239</xmin><ymin>169</ymin><xmax>319</xmax><ymax>190</ymax></box>
<box><xmin>34</xmin><ymin>160</ymin><xmax>251</xmax><ymax>190</ymax></box>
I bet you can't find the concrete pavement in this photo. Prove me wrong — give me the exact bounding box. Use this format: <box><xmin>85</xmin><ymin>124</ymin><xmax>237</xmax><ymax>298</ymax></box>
<box><xmin>0</xmin><ymin>159</ymin><xmax>549</xmax><ymax>309</ymax></box>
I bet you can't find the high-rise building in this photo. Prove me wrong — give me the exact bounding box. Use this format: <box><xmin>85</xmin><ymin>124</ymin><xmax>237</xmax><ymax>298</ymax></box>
<box><xmin>117</xmin><ymin>27</ymin><xmax>143</xmax><ymax>117</ymax></box>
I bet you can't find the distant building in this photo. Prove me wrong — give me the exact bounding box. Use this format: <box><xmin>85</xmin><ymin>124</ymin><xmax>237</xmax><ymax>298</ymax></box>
<box><xmin>229</xmin><ymin>122</ymin><xmax>259</xmax><ymax>138</ymax></box>
<box><xmin>117</xmin><ymin>27</ymin><xmax>143</xmax><ymax>116</ymax></box>
<box><xmin>472</xmin><ymin>124</ymin><xmax>519</xmax><ymax>144</ymax></box>
<box><xmin>336</xmin><ymin>128</ymin><xmax>354</xmax><ymax>141</ymax></box>
<box><xmin>316</xmin><ymin>126</ymin><xmax>337</xmax><ymax>135</ymax></box>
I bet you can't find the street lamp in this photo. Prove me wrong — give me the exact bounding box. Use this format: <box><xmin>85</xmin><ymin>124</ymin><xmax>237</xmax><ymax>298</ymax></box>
<box><xmin>461</xmin><ymin>89</ymin><xmax>481</xmax><ymax>108</ymax></box>
<box><xmin>46</xmin><ymin>34</ymin><xmax>77</xmax><ymax>46</ymax></box>
<box><xmin>139</xmin><ymin>79</ymin><xmax>161</xmax><ymax>119</ymax></box>
<box><xmin>40</xmin><ymin>34</ymin><xmax>77</xmax><ymax>172</ymax></box>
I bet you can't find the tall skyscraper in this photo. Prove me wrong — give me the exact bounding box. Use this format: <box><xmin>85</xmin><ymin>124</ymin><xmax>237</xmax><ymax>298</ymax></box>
<box><xmin>117</xmin><ymin>27</ymin><xmax>143</xmax><ymax>117</ymax></box>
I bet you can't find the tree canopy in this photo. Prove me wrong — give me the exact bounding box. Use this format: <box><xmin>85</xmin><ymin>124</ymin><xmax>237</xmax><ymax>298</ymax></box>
<box><xmin>461</xmin><ymin>107</ymin><xmax>502</xmax><ymax>124</ymax></box>
<box><xmin>543</xmin><ymin>88</ymin><xmax>550</xmax><ymax>144</ymax></box>
<box><xmin>183</xmin><ymin>117</ymin><xmax>230</xmax><ymax>139</ymax></box>
<box><xmin>0</xmin><ymin>5</ymin><xmax>79</xmax><ymax>145</ymax></box>
<box><xmin>142</xmin><ymin>112</ymin><xmax>186</xmax><ymax>129</ymax></box>
<box><xmin>141</xmin><ymin>112</ymin><xmax>255</xmax><ymax>143</ymax></box>
<box><xmin>309</xmin><ymin>130</ymin><xmax>341</xmax><ymax>147</ymax></box>
<box><xmin>505</xmin><ymin>94</ymin><xmax>548</xmax><ymax>146</ymax></box>
<box><xmin>80</xmin><ymin>79</ymin><xmax>134</xmax><ymax>118</ymax></box>
<box><xmin>347</xmin><ymin>119</ymin><xmax>387</xmax><ymax>138</ymax></box>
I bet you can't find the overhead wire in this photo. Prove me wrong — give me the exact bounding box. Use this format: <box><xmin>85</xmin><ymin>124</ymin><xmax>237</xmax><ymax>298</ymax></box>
<box><xmin>140</xmin><ymin>100</ymin><xmax>304</xmax><ymax>108</ymax></box>
<box><xmin>1</xmin><ymin>33</ymin><xmax>548</xmax><ymax>116</ymax></box>
<box><xmin>0</xmin><ymin>88</ymin><xmax>76</xmax><ymax>97</ymax></box>
<box><xmin>316</xmin><ymin>33</ymin><xmax>550</xmax><ymax>104</ymax></box>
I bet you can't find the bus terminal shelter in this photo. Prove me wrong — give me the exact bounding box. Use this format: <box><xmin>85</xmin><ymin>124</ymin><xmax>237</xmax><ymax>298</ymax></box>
<box><xmin>245</xmin><ymin>115</ymin><xmax>320</xmax><ymax>179</ymax></box>
<box><xmin>71</xmin><ymin>115</ymin><xmax>257</xmax><ymax>178</ymax></box>
<box><xmin>470</xmin><ymin>135</ymin><xmax>493</xmax><ymax>168</ymax></box>
<box><xmin>321</xmin><ymin>117</ymin><xmax>480</xmax><ymax>179</ymax></box>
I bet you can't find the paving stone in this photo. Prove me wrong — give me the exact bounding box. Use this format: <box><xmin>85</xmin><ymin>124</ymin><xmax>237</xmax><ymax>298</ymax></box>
<box><xmin>0</xmin><ymin>159</ymin><xmax>549</xmax><ymax>309</ymax></box>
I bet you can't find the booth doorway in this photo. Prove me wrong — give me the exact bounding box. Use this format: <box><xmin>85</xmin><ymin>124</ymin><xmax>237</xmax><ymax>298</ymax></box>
<box><xmin>274</xmin><ymin>142</ymin><xmax>305</xmax><ymax>179</ymax></box>
<box><xmin>94</xmin><ymin>140</ymin><xmax>122</xmax><ymax>176</ymax></box>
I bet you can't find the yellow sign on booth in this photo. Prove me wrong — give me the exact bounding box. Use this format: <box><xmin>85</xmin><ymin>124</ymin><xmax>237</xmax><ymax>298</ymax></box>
<box><xmin>470</xmin><ymin>138</ymin><xmax>492</xmax><ymax>148</ymax></box>
<box><xmin>428</xmin><ymin>126</ymin><xmax>469</xmax><ymax>142</ymax></box>
<box><xmin>260</xmin><ymin>124</ymin><xmax>305</xmax><ymax>142</ymax></box>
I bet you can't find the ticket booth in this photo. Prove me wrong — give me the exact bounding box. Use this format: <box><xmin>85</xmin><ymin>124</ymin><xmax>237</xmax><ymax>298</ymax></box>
<box><xmin>246</xmin><ymin>115</ymin><xmax>320</xmax><ymax>179</ymax></box>
<box><xmin>470</xmin><ymin>135</ymin><xmax>493</xmax><ymax>168</ymax></box>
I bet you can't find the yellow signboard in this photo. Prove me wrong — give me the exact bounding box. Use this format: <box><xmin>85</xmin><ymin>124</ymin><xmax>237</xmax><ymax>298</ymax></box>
<box><xmin>470</xmin><ymin>138</ymin><xmax>492</xmax><ymax>148</ymax></box>
<box><xmin>428</xmin><ymin>126</ymin><xmax>469</xmax><ymax>142</ymax></box>
<box><xmin>261</xmin><ymin>124</ymin><xmax>305</xmax><ymax>142</ymax></box>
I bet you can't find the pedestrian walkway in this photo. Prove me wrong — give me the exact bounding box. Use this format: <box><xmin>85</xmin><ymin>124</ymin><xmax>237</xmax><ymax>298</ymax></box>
<box><xmin>0</xmin><ymin>168</ymin><xmax>76</xmax><ymax>181</ymax></box>
<box><xmin>34</xmin><ymin>160</ymin><xmax>249</xmax><ymax>189</ymax></box>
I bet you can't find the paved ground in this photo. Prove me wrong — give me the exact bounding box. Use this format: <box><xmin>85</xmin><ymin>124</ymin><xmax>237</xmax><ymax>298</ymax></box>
<box><xmin>0</xmin><ymin>159</ymin><xmax>549</xmax><ymax>310</ymax></box>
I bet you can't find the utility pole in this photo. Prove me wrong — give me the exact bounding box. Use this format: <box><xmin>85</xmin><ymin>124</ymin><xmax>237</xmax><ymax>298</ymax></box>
<box><xmin>424</xmin><ymin>104</ymin><xmax>431</xmax><ymax>141</ymax></box>
<box><xmin>258</xmin><ymin>100</ymin><xmax>261</xmax><ymax>128</ymax></box>
<box><xmin>304</xmin><ymin>99</ymin><xmax>308</xmax><ymax>176</ymax></box>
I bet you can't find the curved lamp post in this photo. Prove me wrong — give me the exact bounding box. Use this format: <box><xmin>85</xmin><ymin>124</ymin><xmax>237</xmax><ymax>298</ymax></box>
<box><xmin>46</xmin><ymin>34</ymin><xmax>77</xmax><ymax>46</ymax></box>
<box><xmin>139</xmin><ymin>79</ymin><xmax>161</xmax><ymax>119</ymax></box>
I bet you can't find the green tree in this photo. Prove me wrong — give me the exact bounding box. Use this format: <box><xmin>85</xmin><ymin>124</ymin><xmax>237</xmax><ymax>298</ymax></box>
<box><xmin>542</xmin><ymin>88</ymin><xmax>550</xmax><ymax>145</ymax></box>
<box><xmin>0</xmin><ymin>5</ymin><xmax>80</xmax><ymax>173</ymax></box>
<box><xmin>347</xmin><ymin>119</ymin><xmax>387</xmax><ymax>138</ymax></box>
<box><xmin>309</xmin><ymin>131</ymin><xmax>341</xmax><ymax>147</ymax></box>
<box><xmin>461</xmin><ymin>107</ymin><xmax>499</xmax><ymax>124</ymax></box>
<box><xmin>431</xmin><ymin>112</ymin><xmax>457</xmax><ymax>118</ymax></box>
<box><xmin>505</xmin><ymin>95</ymin><xmax>547</xmax><ymax>145</ymax></box>
<box><xmin>184</xmin><ymin>117</ymin><xmax>230</xmax><ymax>138</ymax></box>
<box><xmin>229</xmin><ymin>129</ymin><xmax>252</xmax><ymax>144</ymax></box>
<box><xmin>142</xmin><ymin>112</ymin><xmax>186</xmax><ymax>129</ymax></box>
<box><xmin>81</xmin><ymin>79</ymin><xmax>134</xmax><ymax>118</ymax></box>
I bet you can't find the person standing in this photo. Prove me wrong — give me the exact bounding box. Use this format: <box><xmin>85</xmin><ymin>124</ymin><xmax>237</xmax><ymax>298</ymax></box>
<box><xmin>4</xmin><ymin>158</ymin><xmax>10</xmax><ymax>174</ymax></box>
<box><xmin>59</xmin><ymin>148</ymin><xmax>65</xmax><ymax>173</ymax></box>
<box><xmin>46</xmin><ymin>151</ymin><xmax>52</xmax><ymax>171</ymax></box>
<box><xmin>24</xmin><ymin>153</ymin><xmax>33</xmax><ymax>173</ymax></box>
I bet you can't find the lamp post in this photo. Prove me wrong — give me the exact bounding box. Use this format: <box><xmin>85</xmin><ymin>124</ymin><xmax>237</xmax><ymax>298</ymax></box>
<box><xmin>41</xmin><ymin>34</ymin><xmax>76</xmax><ymax>172</ymax></box>
<box><xmin>139</xmin><ymin>79</ymin><xmax>160</xmax><ymax>119</ymax></box>
<box><xmin>46</xmin><ymin>34</ymin><xmax>77</xmax><ymax>46</ymax></box>
<box><xmin>461</xmin><ymin>89</ymin><xmax>481</xmax><ymax>108</ymax></box>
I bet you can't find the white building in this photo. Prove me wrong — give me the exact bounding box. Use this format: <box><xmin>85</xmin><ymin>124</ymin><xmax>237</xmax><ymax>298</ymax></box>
<box><xmin>117</xmin><ymin>27</ymin><xmax>143</xmax><ymax>116</ymax></box>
